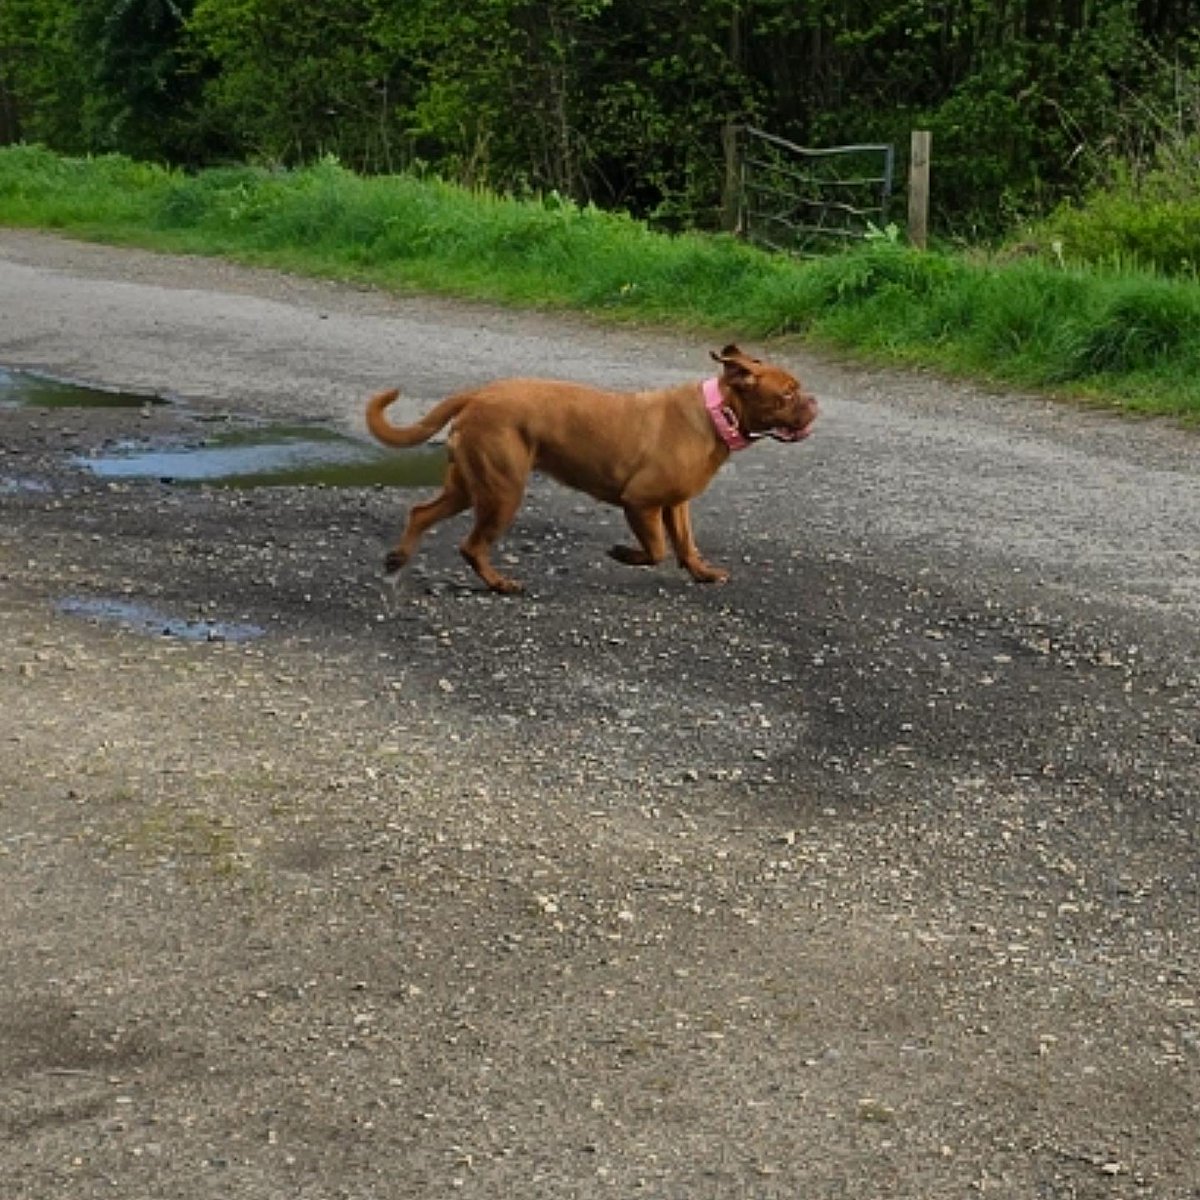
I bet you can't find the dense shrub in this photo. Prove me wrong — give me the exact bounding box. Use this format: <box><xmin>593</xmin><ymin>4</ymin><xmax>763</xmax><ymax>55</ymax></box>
<box><xmin>3</xmin><ymin>0</ymin><xmax>1200</xmax><ymax>235</ymax></box>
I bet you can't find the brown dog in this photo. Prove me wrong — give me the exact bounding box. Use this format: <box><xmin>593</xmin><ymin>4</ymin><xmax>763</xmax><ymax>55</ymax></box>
<box><xmin>365</xmin><ymin>345</ymin><xmax>817</xmax><ymax>593</ymax></box>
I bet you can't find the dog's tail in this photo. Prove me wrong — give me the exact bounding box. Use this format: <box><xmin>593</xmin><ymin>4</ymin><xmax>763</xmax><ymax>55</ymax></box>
<box><xmin>365</xmin><ymin>388</ymin><xmax>470</xmax><ymax>448</ymax></box>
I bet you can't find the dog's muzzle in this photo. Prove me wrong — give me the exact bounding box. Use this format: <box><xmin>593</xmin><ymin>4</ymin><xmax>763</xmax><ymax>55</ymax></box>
<box><xmin>769</xmin><ymin>396</ymin><xmax>818</xmax><ymax>442</ymax></box>
<box><xmin>767</xmin><ymin>424</ymin><xmax>812</xmax><ymax>443</ymax></box>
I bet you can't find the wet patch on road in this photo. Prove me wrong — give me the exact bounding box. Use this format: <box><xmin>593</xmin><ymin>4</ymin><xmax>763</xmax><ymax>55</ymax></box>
<box><xmin>56</xmin><ymin>596</ymin><xmax>266</xmax><ymax>643</ymax></box>
<box><xmin>0</xmin><ymin>366</ymin><xmax>167</xmax><ymax>410</ymax></box>
<box><xmin>72</xmin><ymin>424</ymin><xmax>446</xmax><ymax>489</ymax></box>
<box><xmin>0</xmin><ymin>477</ymin><xmax>52</xmax><ymax>495</ymax></box>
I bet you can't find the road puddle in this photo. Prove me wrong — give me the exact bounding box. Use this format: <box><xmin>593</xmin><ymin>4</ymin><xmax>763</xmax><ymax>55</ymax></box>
<box><xmin>1</xmin><ymin>477</ymin><xmax>51</xmax><ymax>495</ymax></box>
<box><xmin>56</xmin><ymin>596</ymin><xmax>265</xmax><ymax>643</ymax></box>
<box><xmin>74</xmin><ymin>425</ymin><xmax>446</xmax><ymax>489</ymax></box>
<box><xmin>1</xmin><ymin>366</ymin><xmax>165</xmax><ymax>410</ymax></box>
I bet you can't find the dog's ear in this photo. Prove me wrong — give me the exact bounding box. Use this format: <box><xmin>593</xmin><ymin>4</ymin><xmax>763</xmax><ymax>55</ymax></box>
<box><xmin>711</xmin><ymin>345</ymin><xmax>760</xmax><ymax>384</ymax></box>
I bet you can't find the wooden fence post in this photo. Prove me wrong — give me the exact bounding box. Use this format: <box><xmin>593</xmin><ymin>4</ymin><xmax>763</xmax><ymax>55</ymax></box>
<box><xmin>721</xmin><ymin>120</ymin><xmax>742</xmax><ymax>234</ymax></box>
<box><xmin>907</xmin><ymin>130</ymin><xmax>931</xmax><ymax>249</ymax></box>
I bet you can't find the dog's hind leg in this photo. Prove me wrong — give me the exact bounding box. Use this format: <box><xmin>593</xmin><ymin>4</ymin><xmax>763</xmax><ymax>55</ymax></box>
<box><xmin>664</xmin><ymin>502</ymin><xmax>729</xmax><ymax>583</ymax></box>
<box><xmin>459</xmin><ymin>485</ymin><xmax>526</xmax><ymax>593</ymax></box>
<box><xmin>608</xmin><ymin>505</ymin><xmax>667</xmax><ymax>568</ymax></box>
<box><xmin>384</xmin><ymin>463</ymin><xmax>471</xmax><ymax>580</ymax></box>
<box><xmin>449</xmin><ymin>430</ymin><xmax>533</xmax><ymax>594</ymax></box>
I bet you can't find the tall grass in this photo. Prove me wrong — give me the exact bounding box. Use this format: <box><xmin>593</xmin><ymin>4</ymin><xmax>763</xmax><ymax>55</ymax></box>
<box><xmin>1</xmin><ymin>144</ymin><xmax>1198</xmax><ymax>420</ymax></box>
<box><xmin>1034</xmin><ymin>54</ymin><xmax>1200</xmax><ymax>280</ymax></box>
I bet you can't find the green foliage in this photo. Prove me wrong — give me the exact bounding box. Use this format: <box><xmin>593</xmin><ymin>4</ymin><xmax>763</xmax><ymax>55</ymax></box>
<box><xmin>1043</xmin><ymin>192</ymin><xmax>1200</xmax><ymax>277</ymax></box>
<box><xmin>5</xmin><ymin>0</ymin><xmax>1196</xmax><ymax>235</ymax></box>
<box><xmin>74</xmin><ymin>0</ymin><xmax>199</xmax><ymax>161</ymax></box>
<box><xmin>0</xmin><ymin>142</ymin><xmax>173</xmax><ymax>224</ymax></box>
<box><xmin>1067</xmin><ymin>278</ymin><xmax>1200</xmax><ymax>374</ymax></box>
<box><xmin>0</xmin><ymin>0</ymin><xmax>206</xmax><ymax>161</ymax></box>
<box><xmin>798</xmin><ymin>241</ymin><xmax>961</xmax><ymax>308</ymax></box>
<box><xmin>2</xmin><ymin>147</ymin><xmax>1198</xmax><ymax>420</ymax></box>
<box><xmin>1000</xmin><ymin>34</ymin><xmax>1200</xmax><ymax>273</ymax></box>
<box><xmin>186</xmin><ymin>0</ymin><xmax>398</xmax><ymax>169</ymax></box>
<box><xmin>1032</xmin><ymin>108</ymin><xmax>1200</xmax><ymax>277</ymax></box>
<box><xmin>816</xmin><ymin>250</ymin><xmax>1200</xmax><ymax>411</ymax></box>
<box><xmin>0</xmin><ymin>0</ymin><xmax>84</xmax><ymax>148</ymax></box>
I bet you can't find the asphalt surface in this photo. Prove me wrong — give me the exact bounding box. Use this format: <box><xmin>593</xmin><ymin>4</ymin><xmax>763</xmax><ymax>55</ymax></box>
<box><xmin>1</xmin><ymin>229</ymin><xmax>1198</xmax><ymax>1198</ymax></box>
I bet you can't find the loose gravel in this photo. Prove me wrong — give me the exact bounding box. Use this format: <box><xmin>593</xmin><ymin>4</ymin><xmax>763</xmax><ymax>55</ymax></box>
<box><xmin>1</xmin><ymin>230</ymin><xmax>1197</xmax><ymax>1199</ymax></box>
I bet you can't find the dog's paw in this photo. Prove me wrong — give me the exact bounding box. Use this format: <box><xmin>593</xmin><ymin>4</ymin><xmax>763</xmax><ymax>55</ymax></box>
<box><xmin>608</xmin><ymin>544</ymin><xmax>655</xmax><ymax>567</ymax></box>
<box><xmin>383</xmin><ymin>548</ymin><xmax>408</xmax><ymax>575</ymax></box>
<box><xmin>689</xmin><ymin>564</ymin><xmax>730</xmax><ymax>584</ymax></box>
<box><xmin>488</xmin><ymin>576</ymin><xmax>525</xmax><ymax>596</ymax></box>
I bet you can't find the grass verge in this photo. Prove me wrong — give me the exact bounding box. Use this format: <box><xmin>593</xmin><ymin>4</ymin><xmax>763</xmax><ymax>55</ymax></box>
<box><xmin>1</xmin><ymin>144</ymin><xmax>1197</xmax><ymax>420</ymax></box>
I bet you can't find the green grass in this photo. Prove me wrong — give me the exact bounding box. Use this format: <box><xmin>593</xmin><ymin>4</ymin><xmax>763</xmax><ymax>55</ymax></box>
<box><xmin>2</xmin><ymin>143</ymin><xmax>1198</xmax><ymax>420</ymax></box>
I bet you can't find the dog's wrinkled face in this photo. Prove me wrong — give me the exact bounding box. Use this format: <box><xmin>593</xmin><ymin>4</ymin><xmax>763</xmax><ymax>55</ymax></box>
<box><xmin>712</xmin><ymin>345</ymin><xmax>818</xmax><ymax>441</ymax></box>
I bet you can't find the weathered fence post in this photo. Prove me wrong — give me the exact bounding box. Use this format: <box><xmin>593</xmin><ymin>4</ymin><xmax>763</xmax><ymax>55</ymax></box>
<box><xmin>908</xmin><ymin>130</ymin><xmax>931</xmax><ymax>249</ymax></box>
<box><xmin>721</xmin><ymin>120</ymin><xmax>742</xmax><ymax>234</ymax></box>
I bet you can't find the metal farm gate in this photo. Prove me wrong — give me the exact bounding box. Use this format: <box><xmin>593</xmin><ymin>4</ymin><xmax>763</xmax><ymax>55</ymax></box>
<box><xmin>723</xmin><ymin>124</ymin><xmax>896</xmax><ymax>253</ymax></box>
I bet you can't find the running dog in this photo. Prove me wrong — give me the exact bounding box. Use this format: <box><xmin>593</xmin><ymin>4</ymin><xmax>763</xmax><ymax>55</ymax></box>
<box><xmin>365</xmin><ymin>345</ymin><xmax>817</xmax><ymax>593</ymax></box>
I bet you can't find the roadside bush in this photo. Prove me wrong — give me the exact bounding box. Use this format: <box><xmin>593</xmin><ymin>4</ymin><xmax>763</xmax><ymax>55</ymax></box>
<box><xmin>1030</xmin><ymin>62</ymin><xmax>1200</xmax><ymax>276</ymax></box>
<box><xmin>791</xmin><ymin>242</ymin><xmax>960</xmax><ymax>309</ymax></box>
<box><xmin>1067</xmin><ymin>278</ymin><xmax>1200</xmax><ymax>374</ymax></box>
<box><xmin>2</xmin><ymin>146</ymin><xmax>1198</xmax><ymax>419</ymax></box>
<box><xmin>152</xmin><ymin>165</ymin><xmax>274</xmax><ymax>230</ymax></box>
<box><xmin>0</xmin><ymin>142</ymin><xmax>167</xmax><ymax>223</ymax></box>
<box><xmin>1043</xmin><ymin>192</ymin><xmax>1200</xmax><ymax>277</ymax></box>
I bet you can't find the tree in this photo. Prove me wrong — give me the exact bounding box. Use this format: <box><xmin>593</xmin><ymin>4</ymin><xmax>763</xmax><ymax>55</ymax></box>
<box><xmin>4</xmin><ymin>0</ymin><xmax>1200</xmax><ymax>233</ymax></box>
<box><xmin>0</xmin><ymin>0</ymin><xmax>85</xmax><ymax>149</ymax></box>
<box><xmin>187</xmin><ymin>0</ymin><xmax>409</xmax><ymax>170</ymax></box>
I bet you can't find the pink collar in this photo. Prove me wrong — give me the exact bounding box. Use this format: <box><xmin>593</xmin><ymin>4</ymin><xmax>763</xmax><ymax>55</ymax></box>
<box><xmin>703</xmin><ymin>377</ymin><xmax>753</xmax><ymax>451</ymax></box>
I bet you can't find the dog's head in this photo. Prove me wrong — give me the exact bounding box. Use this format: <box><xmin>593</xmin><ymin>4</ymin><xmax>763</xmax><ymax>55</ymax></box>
<box><xmin>711</xmin><ymin>345</ymin><xmax>818</xmax><ymax>442</ymax></box>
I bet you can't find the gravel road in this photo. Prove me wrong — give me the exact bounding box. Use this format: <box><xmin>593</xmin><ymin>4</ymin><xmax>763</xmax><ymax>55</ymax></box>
<box><xmin>1</xmin><ymin>228</ymin><xmax>1198</xmax><ymax>1198</ymax></box>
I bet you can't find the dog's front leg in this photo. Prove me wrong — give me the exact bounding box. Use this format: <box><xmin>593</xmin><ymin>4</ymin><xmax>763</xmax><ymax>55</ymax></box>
<box><xmin>609</xmin><ymin>505</ymin><xmax>667</xmax><ymax>568</ymax></box>
<box><xmin>665</xmin><ymin>503</ymin><xmax>729</xmax><ymax>584</ymax></box>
